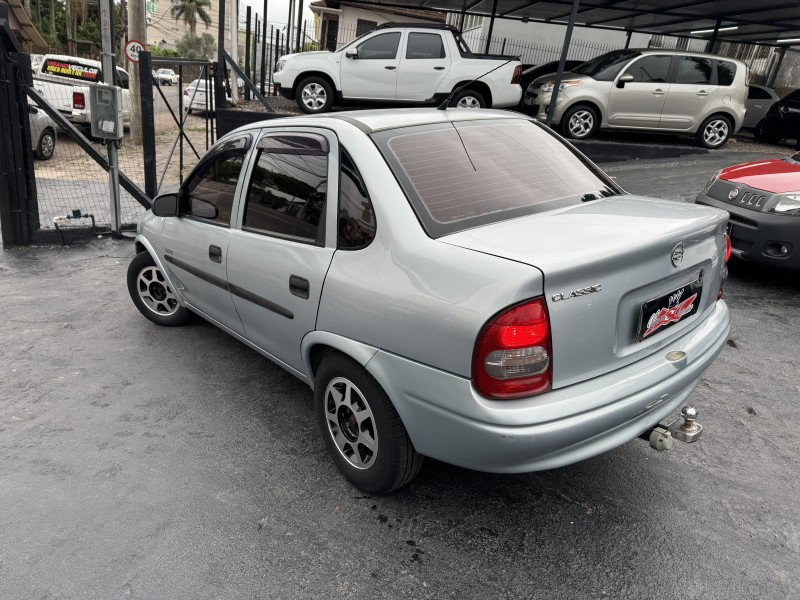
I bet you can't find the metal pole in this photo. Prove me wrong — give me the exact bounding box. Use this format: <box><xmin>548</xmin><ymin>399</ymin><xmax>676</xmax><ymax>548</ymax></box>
<box><xmin>178</xmin><ymin>64</ymin><xmax>183</xmax><ymax>184</ymax></box>
<box><xmin>270</xmin><ymin>26</ymin><xmax>277</xmax><ymax>94</ymax></box>
<box><xmin>708</xmin><ymin>19</ymin><xmax>722</xmax><ymax>53</ymax></box>
<box><xmin>261</xmin><ymin>0</ymin><xmax>268</xmax><ymax>94</ymax></box>
<box><xmin>484</xmin><ymin>0</ymin><xmax>498</xmax><ymax>55</ymax></box>
<box><xmin>624</xmin><ymin>29</ymin><xmax>632</xmax><ymax>49</ymax></box>
<box><xmin>546</xmin><ymin>0</ymin><xmax>580</xmax><ymax>128</ymax></box>
<box><xmin>140</xmin><ymin>51</ymin><xmax>157</xmax><ymax>199</ymax></box>
<box><xmin>244</xmin><ymin>6</ymin><xmax>251</xmax><ymax>100</ymax></box>
<box><xmin>99</xmin><ymin>0</ymin><xmax>121</xmax><ymax>235</ymax></box>
<box><xmin>253</xmin><ymin>15</ymin><xmax>259</xmax><ymax>86</ymax></box>
<box><xmin>295</xmin><ymin>0</ymin><xmax>304</xmax><ymax>53</ymax></box>
<box><xmin>287</xmin><ymin>0</ymin><xmax>294</xmax><ymax>54</ymax></box>
<box><xmin>215</xmin><ymin>0</ymin><xmax>227</xmax><ymax>113</ymax></box>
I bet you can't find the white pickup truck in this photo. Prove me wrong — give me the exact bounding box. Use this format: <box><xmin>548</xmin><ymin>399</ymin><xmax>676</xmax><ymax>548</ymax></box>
<box><xmin>273</xmin><ymin>23</ymin><xmax>522</xmax><ymax>113</ymax></box>
<box><xmin>32</xmin><ymin>54</ymin><xmax>132</xmax><ymax>127</ymax></box>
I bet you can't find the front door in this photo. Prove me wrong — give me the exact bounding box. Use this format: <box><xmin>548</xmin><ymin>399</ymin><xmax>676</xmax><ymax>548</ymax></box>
<box><xmin>340</xmin><ymin>31</ymin><xmax>401</xmax><ymax>100</ymax></box>
<box><xmin>659</xmin><ymin>56</ymin><xmax>718</xmax><ymax>131</ymax></box>
<box><xmin>227</xmin><ymin>129</ymin><xmax>337</xmax><ymax>375</ymax></box>
<box><xmin>160</xmin><ymin>135</ymin><xmax>253</xmax><ymax>335</ymax></box>
<box><xmin>607</xmin><ymin>54</ymin><xmax>672</xmax><ymax>129</ymax></box>
<box><xmin>396</xmin><ymin>31</ymin><xmax>451</xmax><ymax>101</ymax></box>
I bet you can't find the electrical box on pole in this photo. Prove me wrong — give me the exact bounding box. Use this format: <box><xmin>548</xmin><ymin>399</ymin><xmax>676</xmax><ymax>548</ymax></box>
<box><xmin>89</xmin><ymin>85</ymin><xmax>124</xmax><ymax>140</ymax></box>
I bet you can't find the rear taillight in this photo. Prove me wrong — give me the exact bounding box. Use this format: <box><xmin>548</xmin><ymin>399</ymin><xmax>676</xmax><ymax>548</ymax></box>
<box><xmin>184</xmin><ymin>88</ymin><xmax>189</xmax><ymax>95</ymax></box>
<box><xmin>511</xmin><ymin>65</ymin><xmax>521</xmax><ymax>85</ymax></box>
<box><xmin>473</xmin><ymin>298</ymin><xmax>552</xmax><ymax>400</ymax></box>
<box><xmin>73</xmin><ymin>92</ymin><xmax>85</xmax><ymax>109</ymax></box>
<box><xmin>718</xmin><ymin>233</ymin><xmax>731</xmax><ymax>300</ymax></box>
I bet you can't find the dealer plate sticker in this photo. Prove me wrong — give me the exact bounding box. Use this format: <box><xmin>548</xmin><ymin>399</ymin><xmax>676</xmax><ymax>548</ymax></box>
<box><xmin>637</xmin><ymin>278</ymin><xmax>703</xmax><ymax>341</ymax></box>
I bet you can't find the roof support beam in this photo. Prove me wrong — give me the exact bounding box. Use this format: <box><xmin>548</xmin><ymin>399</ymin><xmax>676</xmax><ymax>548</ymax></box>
<box><xmin>546</xmin><ymin>0</ymin><xmax>580</xmax><ymax>128</ymax></box>
<box><xmin>484</xmin><ymin>0</ymin><xmax>499</xmax><ymax>54</ymax></box>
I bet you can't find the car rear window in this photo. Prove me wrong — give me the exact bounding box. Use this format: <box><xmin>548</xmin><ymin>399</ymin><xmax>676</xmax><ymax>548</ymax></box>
<box><xmin>717</xmin><ymin>60</ymin><xmax>737</xmax><ymax>86</ymax></box>
<box><xmin>373</xmin><ymin>119</ymin><xmax>620</xmax><ymax>237</ymax></box>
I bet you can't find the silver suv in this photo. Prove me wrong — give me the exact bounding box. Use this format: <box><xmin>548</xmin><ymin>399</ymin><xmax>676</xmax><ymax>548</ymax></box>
<box><xmin>523</xmin><ymin>49</ymin><xmax>748</xmax><ymax>148</ymax></box>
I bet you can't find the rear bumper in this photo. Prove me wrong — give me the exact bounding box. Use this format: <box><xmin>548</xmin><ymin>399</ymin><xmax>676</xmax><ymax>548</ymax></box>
<box><xmin>490</xmin><ymin>83</ymin><xmax>523</xmax><ymax>108</ymax></box>
<box><xmin>696</xmin><ymin>193</ymin><xmax>800</xmax><ymax>271</ymax></box>
<box><xmin>366</xmin><ymin>299</ymin><xmax>729</xmax><ymax>473</ymax></box>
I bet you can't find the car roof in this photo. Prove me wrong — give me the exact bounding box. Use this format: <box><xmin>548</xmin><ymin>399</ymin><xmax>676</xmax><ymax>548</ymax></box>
<box><xmin>294</xmin><ymin>108</ymin><xmax>523</xmax><ymax>133</ymax></box>
<box><xmin>630</xmin><ymin>48</ymin><xmax>747</xmax><ymax>65</ymax></box>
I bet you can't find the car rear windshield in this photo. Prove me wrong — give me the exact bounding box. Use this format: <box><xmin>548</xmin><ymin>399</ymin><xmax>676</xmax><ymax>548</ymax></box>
<box><xmin>372</xmin><ymin>119</ymin><xmax>620</xmax><ymax>237</ymax></box>
<box><xmin>571</xmin><ymin>50</ymin><xmax>639</xmax><ymax>81</ymax></box>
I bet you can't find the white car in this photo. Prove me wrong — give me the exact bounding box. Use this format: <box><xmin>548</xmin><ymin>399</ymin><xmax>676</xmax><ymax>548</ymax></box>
<box><xmin>744</xmin><ymin>83</ymin><xmax>779</xmax><ymax>129</ymax></box>
<box><xmin>183</xmin><ymin>79</ymin><xmax>235</xmax><ymax>113</ymax></box>
<box><xmin>273</xmin><ymin>23</ymin><xmax>522</xmax><ymax>114</ymax></box>
<box><xmin>156</xmin><ymin>68</ymin><xmax>179</xmax><ymax>86</ymax></box>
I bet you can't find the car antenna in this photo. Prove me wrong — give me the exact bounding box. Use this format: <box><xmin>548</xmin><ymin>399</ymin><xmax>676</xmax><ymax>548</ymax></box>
<box><xmin>437</xmin><ymin>55</ymin><xmax>521</xmax><ymax>110</ymax></box>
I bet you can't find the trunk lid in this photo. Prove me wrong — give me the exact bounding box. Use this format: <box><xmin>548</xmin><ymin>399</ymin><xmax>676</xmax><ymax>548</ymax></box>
<box><xmin>441</xmin><ymin>195</ymin><xmax>728</xmax><ymax>388</ymax></box>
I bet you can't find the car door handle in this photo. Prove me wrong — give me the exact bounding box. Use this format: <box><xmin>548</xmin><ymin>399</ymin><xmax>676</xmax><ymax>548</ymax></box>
<box><xmin>209</xmin><ymin>245</ymin><xmax>222</xmax><ymax>263</ymax></box>
<box><xmin>289</xmin><ymin>275</ymin><xmax>309</xmax><ymax>299</ymax></box>
<box><xmin>652</xmin><ymin>89</ymin><xmax>666</xmax><ymax>95</ymax></box>
<box><xmin>385</xmin><ymin>66</ymin><xmax>396</xmax><ymax>70</ymax></box>
<box><xmin>434</xmin><ymin>66</ymin><xmax>446</xmax><ymax>70</ymax></box>
<box><xmin>696</xmin><ymin>90</ymin><xmax>709</xmax><ymax>96</ymax></box>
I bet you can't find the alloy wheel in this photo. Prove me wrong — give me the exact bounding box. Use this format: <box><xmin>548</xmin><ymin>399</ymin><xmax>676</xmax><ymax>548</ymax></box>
<box><xmin>301</xmin><ymin>83</ymin><xmax>327</xmax><ymax>111</ymax></box>
<box><xmin>568</xmin><ymin>110</ymin><xmax>594</xmax><ymax>137</ymax></box>
<box><xmin>703</xmin><ymin>119</ymin><xmax>729</xmax><ymax>147</ymax></box>
<box><xmin>324</xmin><ymin>377</ymin><xmax>378</xmax><ymax>470</ymax></box>
<box><xmin>136</xmin><ymin>265</ymin><xmax>179</xmax><ymax>316</ymax></box>
<box><xmin>456</xmin><ymin>96</ymin><xmax>481</xmax><ymax>109</ymax></box>
<box><xmin>39</xmin><ymin>133</ymin><xmax>55</xmax><ymax>158</ymax></box>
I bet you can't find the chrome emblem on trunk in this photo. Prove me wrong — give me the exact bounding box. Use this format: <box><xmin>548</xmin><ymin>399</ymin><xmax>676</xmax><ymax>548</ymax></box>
<box><xmin>671</xmin><ymin>243</ymin><xmax>685</xmax><ymax>267</ymax></box>
<box><xmin>728</xmin><ymin>188</ymin><xmax>739</xmax><ymax>200</ymax></box>
<box><xmin>551</xmin><ymin>284</ymin><xmax>602</xmax><ymax>302</ymax></box>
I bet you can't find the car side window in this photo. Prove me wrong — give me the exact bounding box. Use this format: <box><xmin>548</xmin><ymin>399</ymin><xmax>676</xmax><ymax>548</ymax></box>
<box><xmin>717</xmin><ymin>60</ymin><xmax>737</xmax><ymax>86</ymax></box>
<box><xmin>623</xmin><ymin>55</ymin><xmax>671</xmax><ymax>83</ymax></box>
<box><xmin>338</xmin><ymin>150</ymin><xmax>376</xmax><ymax>249</ymax></box>
<box><xmin>182</xmin><ymin>136</ymin><xmax>251</xmax><ymax>226</ymax></box>
<box><xmin>675</xmin><ymin>57</ymin><xmax>714</xmax><ymax>85</ymax></box>
<box><xmin>748</xmin><ymin>86</ymin><xmax>771</xmax><ymax>100</ymax></box>
<box><xmin>406</xmin><ymin>33</ymin><xmax>446</xmax><ymax>59</ymax></box>
<box><xmin>242</xmin><ymin>133</ymin><xmax>329</xmax><ymax>245</ymax></box>
<box><xmin>357</xmin><ymin>32</ymin><xmax>401</xmax><ymax>59</ymax></box>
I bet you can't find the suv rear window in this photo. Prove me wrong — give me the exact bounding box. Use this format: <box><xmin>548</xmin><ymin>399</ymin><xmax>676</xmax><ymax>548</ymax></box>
<box><xmin>373</xmin><ymin>119</ymin><xmax>619</xmax><ymax>237</ymax></box>
<box><xmin>717</xmin><ymin>60</ymin><xmax>737</xmax><ymax>86</ymax></box>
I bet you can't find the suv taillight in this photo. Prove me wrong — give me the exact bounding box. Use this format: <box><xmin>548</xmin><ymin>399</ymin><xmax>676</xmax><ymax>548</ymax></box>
<box><xmin>718</xmin><ymin>233</ymin><xmax>731</xmax><ymax>300</ymax></box>
<box><xmin>511</xmin><ymin>65</ymin><xmax>521</xmax><ymax>85</ymax></box>
<box><xmin>73</xmin><ymin>92</ymin><xmax>85</xmax><ymax>109</ymax></box>
<box><xmin>473</xmin><ymin>298</ymin><xmax>552</xmax><ymax>400</ymax></box>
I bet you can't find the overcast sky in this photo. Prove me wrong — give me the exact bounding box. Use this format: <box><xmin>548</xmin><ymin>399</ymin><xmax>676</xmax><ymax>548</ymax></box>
<box><xmin>239</xmin><ymin>0</ymin><xmax>315</xmax><ymax>30</ymax></box>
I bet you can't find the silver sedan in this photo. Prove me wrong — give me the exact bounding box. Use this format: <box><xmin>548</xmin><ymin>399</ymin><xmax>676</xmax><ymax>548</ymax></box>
<box><xmin>128</xmin><ymin>109</ymin><xmax>731</xmax><ymax>493</ymax></box>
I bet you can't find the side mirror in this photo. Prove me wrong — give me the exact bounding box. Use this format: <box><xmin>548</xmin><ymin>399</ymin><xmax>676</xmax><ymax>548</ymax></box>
<box><xmin>29</xmin><ymin>105</ymin><xmax>39</xmax><ymax>115</ymax></box>
<box><xmin>151</xmin><ymin>193</ymin><xmax>179</xmax><ymax>217</ymax></box>
<box><xmin>617</xmin><ymin>73</ymin><xmax>634</xmax><ymax>89</ymax></box>
<box><xmin>345</xmin><ymin>50</ymin><xmax>358</xmax><ymax>59</ymax></box>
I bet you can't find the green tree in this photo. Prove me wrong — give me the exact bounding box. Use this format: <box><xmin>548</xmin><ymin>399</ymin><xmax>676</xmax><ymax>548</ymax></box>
<box><xmin>175</xmin><ymin>32</ymin><xmax>216</xmax><ymax>60</ymax></box>
<box><xmin>170</xmin><ymin>0</ymin><xmax>212</xmax><ymax>36</ymax></box>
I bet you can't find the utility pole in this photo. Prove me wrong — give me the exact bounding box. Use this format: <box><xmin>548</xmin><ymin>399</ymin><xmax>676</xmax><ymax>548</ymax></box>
<box><xmin>119</xmin><ymin>0</ymin><xmax>128</xmax><ymax>70</ymax></box>
<box><xmin>128</xmin><ymin>0</ymin><xmax>146</xmax><ymax>144</ymax></box>
<box><xmin>99</xmin><ymin>0</ymin><xmax>122</xmax><ymax>234</ymax></box>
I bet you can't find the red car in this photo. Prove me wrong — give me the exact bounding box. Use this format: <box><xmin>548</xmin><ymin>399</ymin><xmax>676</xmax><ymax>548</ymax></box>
<box><xmin>696</xmin><ymin>154</ymin><xmax>800</xmax><ymax>270</ymax></box>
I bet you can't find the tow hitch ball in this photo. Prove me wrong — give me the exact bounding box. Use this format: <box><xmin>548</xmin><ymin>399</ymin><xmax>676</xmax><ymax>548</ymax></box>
<box><xmin>639</xmin><ymin>406</ymin><xmax>704</xmax><ymax>451</ymax></box>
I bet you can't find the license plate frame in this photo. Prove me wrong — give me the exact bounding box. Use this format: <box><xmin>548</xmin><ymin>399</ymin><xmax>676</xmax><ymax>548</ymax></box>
<box><xmin>636</xmin><ymin>277</ymin><xmax>703</xmax><ymax>342</ymax></box>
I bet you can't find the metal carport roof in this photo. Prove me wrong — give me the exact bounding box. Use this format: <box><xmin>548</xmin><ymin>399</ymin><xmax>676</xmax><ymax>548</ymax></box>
<box><xmin>342</xmin><ymin>0</ymin><xmax>800</xmax><ymax>45</ymax></box>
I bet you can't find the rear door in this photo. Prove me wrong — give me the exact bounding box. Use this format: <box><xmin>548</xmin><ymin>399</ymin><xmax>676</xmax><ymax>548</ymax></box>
<box><xmin>340</xmin><ymin>31</ymin><xmax>401</xmax><ymax>99</ymax></box>
<box><xmin>160</xmin><ymin>135</ymin><xmax>253</xmax><ymax>335</ymax></box>
<box><xmin>659</xmin><ymin>56</ymin><xmax>719</xmax><ymax>131</ymax></box>
<box><xmin>607</xmin><ymin>54</ymin><xmax>672</xmax><ymax>129</ymax></box>
<box><xmin>396</xmin><ymin>31</ymin><xmax>451</xmax><ymax>101</ymax></box>
<box><xmin>226</xmin><ymin>129</ymin><xmax>337</xmax><ymax>374</ymax></box>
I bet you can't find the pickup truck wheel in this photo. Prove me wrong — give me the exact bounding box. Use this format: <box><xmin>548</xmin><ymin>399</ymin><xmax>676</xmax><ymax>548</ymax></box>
<box><xmin>561</xmin><ymin>104</ymin><xmax>599</xmax><ymax>139</ymax></box>
<box><xmin>35</xmin><ymin>128</ymin><xmax>56</xmax><ymax>160</ymax></box>
<box><xmin>452</xmin><ymin>88</ymin><xmax>486</xmax><ymax>109</ymax></box>
<box><xmin>297</xmin><ymin>76</ymin><xmax>334</xmax><ymax>114</ymax></box>
<box><xmin>127</xmin><ymin>252</ymin><xmax>190</xmax><ymax>326</ymax></box>
<box><xmin>315</xmin><ymin>353</ymin><xmax>423</xmax><ymax>494</ymax></box>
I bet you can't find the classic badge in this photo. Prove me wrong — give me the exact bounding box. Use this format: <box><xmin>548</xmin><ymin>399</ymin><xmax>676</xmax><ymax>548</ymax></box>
<box><xmin>728</xmin><ymin>188</ymin><xmax>739</xmax><ymax>200</ymax></box>
<box><xmin>671</xmin><ymin>242</ymin><xmax>685</xmax><ymax>267</ymax></box>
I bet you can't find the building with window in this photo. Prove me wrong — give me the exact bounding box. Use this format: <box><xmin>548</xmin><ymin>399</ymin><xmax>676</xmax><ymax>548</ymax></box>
<box><xmin>309</xmin><ymin>1</ymin><xmax>446</xmax><ymax>52</ymax></box>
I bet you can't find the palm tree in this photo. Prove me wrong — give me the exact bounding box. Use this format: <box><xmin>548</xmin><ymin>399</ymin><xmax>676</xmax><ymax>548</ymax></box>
<box><xmin>170</xmin><ymin>0</ymin><xmax>212</xmax><ymax>36</ymax></box>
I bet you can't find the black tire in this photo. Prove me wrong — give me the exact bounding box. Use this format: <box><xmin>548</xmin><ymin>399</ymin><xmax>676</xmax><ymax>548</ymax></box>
<box><xmin>560</xmin><ymin>104</ymin><xmax>599</xmax><ymax>140</ymax></box>
<box><xmin>760</xmin><ymin>117</ymin><xmax>782</xmax><ymax>144</ymax></box>
<box><xmin>451</xmin><ymin>88</ymin><xmax>486</xmax><ymax>109</ymax></box>
<box><xmin>127</xmin><ymin>251</ymin><xmax>190</xmax><ymax>326</ymax></box>
<box><xmin>753</xmin><ymin>119</ymin><xmax>765</xmax><ymax>140</ymax></box>
<box><xmin>695</xmin><ymin>114</ymin><xmax>733</xmax><ymax>149</ymax></box>
<box><xmin>315</xmin><ymin>353</ymin><xmax>423</xmax><ymax>494</ymax></box>
<box><xmin>35</xmin><ymin>128</ymin><xmax>55</xmax><ymax>160</ymax></box>
<box><xmin>296</xmin><ymin>76</ymin><xmax>334</xmax><ymax>114</ymax></box>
